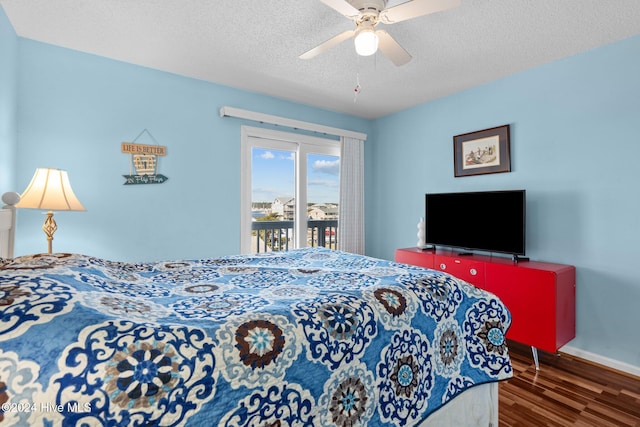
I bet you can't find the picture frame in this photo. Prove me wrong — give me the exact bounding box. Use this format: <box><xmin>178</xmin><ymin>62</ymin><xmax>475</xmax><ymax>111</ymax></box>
<box><xmin>453</xmin><ymin>124</ymin><xmax>511</xmax><ymax>177</ymax></box>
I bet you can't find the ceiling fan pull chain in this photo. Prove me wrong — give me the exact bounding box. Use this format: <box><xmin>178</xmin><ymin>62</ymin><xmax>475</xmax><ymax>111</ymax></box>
<box><xmin>354</xmin><ymin>55</ymin><xmax>362</xmax><ymax>103</ymax></box>
<box><xmin>354</xmin><ymin>71</ymin><xmax>362</xmax><ymax>103</ymax></box>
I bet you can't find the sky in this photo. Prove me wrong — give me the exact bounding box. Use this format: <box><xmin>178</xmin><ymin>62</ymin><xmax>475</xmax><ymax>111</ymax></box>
<box><xmin>251</xmin><ymin>147</ymin><xmax>340</xmax><ymax>204</ymax></box>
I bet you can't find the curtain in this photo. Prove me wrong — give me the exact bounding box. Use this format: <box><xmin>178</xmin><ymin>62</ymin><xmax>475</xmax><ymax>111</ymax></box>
<box><xmin>338</xmin><ymin>136</ymin><xmax>365</xmax><ymax>254</ymax></box>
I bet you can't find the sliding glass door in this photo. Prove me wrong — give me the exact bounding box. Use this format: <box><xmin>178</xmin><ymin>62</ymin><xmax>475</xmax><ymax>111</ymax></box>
<box><xmin>240</xmin><ymin>127</ymin><xmax>340</xmax><ymax>254</ymax></box>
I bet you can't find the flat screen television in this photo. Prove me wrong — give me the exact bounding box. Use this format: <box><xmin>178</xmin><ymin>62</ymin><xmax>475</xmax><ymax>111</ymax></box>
<box><xmin>424</xmin><ymin>190</ymin><xmax>526</xmax><ymax>256</ymax></box>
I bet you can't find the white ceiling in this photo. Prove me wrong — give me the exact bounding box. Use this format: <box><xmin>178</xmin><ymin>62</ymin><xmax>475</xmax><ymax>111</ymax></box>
<box><xmin>2</xmin><ymin>0</ymin><xmax>640</xmax><ymax>119</ymax></box>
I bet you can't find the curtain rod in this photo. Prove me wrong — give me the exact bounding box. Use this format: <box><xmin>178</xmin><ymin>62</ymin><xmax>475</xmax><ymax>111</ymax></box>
<box><xmin>219</xmin><ymin>106</ymin><xmax>367</xmax><ymax>141</ymax></box>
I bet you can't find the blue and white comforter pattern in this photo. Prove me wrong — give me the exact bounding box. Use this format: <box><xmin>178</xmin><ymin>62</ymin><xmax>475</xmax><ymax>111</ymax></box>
<box><xmin>0</xmin><ymin>248</ymin><xmax>512</xmax><ymax>426</ymax></box>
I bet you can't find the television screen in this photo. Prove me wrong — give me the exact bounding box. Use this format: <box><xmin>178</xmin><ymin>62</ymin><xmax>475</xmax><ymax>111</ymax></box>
<box><xmin>425</xmin><ymin>190</ymin><xmax>526</xmax><ymax>255</ymax></box>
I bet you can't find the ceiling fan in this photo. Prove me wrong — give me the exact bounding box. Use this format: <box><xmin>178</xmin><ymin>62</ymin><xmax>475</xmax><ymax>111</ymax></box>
<box><xmin>300</xmin><ymin>0</ymin><xmax>461</xmax><ymax>66</ymax></box>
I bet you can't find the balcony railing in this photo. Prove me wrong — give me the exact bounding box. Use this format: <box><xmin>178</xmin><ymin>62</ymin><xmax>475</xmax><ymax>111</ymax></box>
<box><xmin>251</xmin><ymin>220</ymin><xmax>338</xmax><ymax>253</ymax></box>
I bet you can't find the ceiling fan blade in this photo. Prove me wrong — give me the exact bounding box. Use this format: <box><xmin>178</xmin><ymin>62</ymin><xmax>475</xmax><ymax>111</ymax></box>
<box><xmin>376</xmin><ymin>30</ymin><xmax>412</xmax><ymax>66</ymax></box>
<box><xmin>320</xmin><ymin>0</ymin><xmax>360</xmax><ymax>18</ymax></box>
<box><xmin>380</xmin><ymin>0</ymin><xmax>461</xmax><ymax>24</ymax></box>
<box><xmin>299</xmin><ymin>30</ymin><xmax>356</xmax><ymax>60</ymax></box>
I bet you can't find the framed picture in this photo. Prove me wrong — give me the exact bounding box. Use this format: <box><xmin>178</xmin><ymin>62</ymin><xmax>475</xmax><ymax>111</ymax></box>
<box><xmin>453</xmin><ymin>124</ymin><xmax>511</xmax><ymax>177</ymax></box>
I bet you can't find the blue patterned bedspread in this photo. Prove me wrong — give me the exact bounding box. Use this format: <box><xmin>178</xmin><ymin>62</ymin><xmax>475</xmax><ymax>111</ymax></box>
<box><xmin>0</xmin><ymin>248</ymin><xmax>512</xmax><ymax>426</ymax></box>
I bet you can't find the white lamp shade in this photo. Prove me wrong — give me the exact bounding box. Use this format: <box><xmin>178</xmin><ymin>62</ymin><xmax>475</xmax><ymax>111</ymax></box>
<box><xmin>354</xmin><ymin>29</ymin><xmax>379</xmax><ymax>56</ymax></box>
<box><xmin>16</xmin><ymin>168</ymin><xmax>86</xmax><ymax>211</ymax></box>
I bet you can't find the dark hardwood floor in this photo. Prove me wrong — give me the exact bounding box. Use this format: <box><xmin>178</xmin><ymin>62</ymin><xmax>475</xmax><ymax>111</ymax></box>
<box><xmin>499</xmin><ymin>341</ymin><xmax>640</xmax><ymax>426</ymax></box>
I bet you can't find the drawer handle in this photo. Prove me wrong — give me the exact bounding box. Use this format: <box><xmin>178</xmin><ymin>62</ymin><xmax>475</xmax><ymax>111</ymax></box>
<box><xmin>440</xmin><ymin>263</ymin><xmax>447</xmax><ymax>270</ymax></box>
<box><xmin>470</xmin><ymin>268</ymin><xmax>477</xmax><ymax>276</ymax></box>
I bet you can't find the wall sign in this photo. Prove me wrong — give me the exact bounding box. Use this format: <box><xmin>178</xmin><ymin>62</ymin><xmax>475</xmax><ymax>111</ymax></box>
<box><xmin>121</xmin><ymin>130</ymin><xmax>169</xmax><ymax>185</ymax></box>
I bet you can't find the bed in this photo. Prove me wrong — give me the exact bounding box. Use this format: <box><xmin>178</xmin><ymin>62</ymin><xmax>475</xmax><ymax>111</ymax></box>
<box><xmin>0</xmin><ymin>195</ymin><xmax>512</xmax><ymax>426</ymax></box>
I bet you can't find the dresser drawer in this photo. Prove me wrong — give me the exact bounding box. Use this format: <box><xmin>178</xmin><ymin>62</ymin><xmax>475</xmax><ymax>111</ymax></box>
<box><xmin>434</xmin><ymin>255</ymin><xmax>485</xmax><ymax>287</ymax></box>
<box><xmin>395</xmin><ymin>248</ymin><xmax>434</xmax><ymax>269</ymax></box>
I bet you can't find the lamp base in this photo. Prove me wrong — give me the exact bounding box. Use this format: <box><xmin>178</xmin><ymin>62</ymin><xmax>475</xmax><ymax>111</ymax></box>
<box><xmin>42</xmin><ymin>210</ymin><xmax>57</xmax><ymax>254</ymax></box>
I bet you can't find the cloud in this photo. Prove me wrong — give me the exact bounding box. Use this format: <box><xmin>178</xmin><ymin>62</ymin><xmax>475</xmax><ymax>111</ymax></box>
<box><xmin>260</xmin><ymin>151</ymin><xmax>275</xmax><ymax>159</ymax></box>
<box><xmin>309</xmin><ymin>179</ymin><xmax>339</xmax><ymax>188</ymax></box>
<box><xmin>252</xmin><ymin>186</ymin><xmax>284</xmax><ymax>201</ymax></box>
<box><xmin>312</xmin><ymin>159</ymin><xmax>340</xmax><ymax>176</ymax></box>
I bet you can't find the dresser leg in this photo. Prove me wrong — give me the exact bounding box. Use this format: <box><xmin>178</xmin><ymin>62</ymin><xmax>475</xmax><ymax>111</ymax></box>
<box><xmin>531</xmin><ymin>346</ymin><xmax>540</xmax><ymax>370</ymax></box>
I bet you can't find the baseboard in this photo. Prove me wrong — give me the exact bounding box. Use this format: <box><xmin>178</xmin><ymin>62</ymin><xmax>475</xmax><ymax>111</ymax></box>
<box><xmin>560</xmin><ymin>345</ymin><xmax>640</xmax><ymax>378</ymax></box>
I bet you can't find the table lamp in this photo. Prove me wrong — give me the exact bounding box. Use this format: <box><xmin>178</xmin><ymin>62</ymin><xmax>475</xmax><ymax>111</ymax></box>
<box><xmin>16</xmin><ymin>168</ymin><xmax>86</xmax><ymax>254</ymax></box>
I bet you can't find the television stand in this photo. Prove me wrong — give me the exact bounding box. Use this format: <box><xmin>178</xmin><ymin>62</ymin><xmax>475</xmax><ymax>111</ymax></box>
<box><xmin>394</xmin><ymin>247</ymin><xmax>576</xmax><ymax>369</ymax></box>
<box><xmin>512</xmin><ymin>255</ymin><xmax>530</xmax><ymax>262</ymax></box>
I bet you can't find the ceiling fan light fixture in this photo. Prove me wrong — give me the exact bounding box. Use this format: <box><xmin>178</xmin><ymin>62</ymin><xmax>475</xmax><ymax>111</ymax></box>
<box><xmin>354</xmin><ymin>28</ymin><xmax>379</xmax><ymax>56</ymax></box>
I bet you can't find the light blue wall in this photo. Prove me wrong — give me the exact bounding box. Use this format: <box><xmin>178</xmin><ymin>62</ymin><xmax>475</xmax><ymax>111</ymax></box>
<box><xmin>367</xmin><ymin>35</ymin><xmax>640</xmax><ymax>368</ymax></box>
<box><xmin>0</xmin><ymin>6</ymin><xmax>17</xmax><ymax>191</ymax></box>
<box><xmin>14</xmin><ymin>39</ymin><xmax>371</xmax><ymax>260</ymax></box>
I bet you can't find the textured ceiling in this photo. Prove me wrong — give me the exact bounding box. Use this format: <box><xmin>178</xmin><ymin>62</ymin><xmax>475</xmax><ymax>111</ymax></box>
<box><xmin>2</xmin><ymin>0</ymin><xmax>640</xmax><ymax>119</ymax></box>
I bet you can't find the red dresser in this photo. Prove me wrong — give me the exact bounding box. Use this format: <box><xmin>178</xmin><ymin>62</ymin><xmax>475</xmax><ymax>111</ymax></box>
<box><xmin>395</xmin><ymin>248</ymin><xmax>576</xmax><ymax>355</ymax></box>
